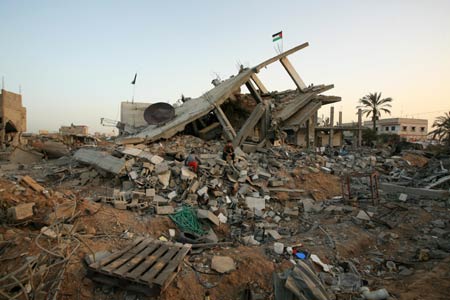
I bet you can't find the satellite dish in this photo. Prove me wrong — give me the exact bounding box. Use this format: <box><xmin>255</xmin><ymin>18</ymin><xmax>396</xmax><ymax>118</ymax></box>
<box><xmin>144</xmin><ymin>102</ymin><xmax>175</xmax><ymax>125</ymax></box>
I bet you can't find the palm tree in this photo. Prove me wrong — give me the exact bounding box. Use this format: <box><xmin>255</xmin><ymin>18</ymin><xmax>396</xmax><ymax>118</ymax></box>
<box><xmin>429</xmin><ymin>111</ymin><xmax>450</xmax><ymax>145</ymax></box>
<box><xmin>358</xmin><ymin>92</ymin><xmax>393</xmax><ymax>132</ymax></box>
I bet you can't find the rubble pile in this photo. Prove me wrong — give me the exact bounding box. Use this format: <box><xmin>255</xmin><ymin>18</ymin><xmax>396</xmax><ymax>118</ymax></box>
<box><xmin>1</xmin><ymin>135</ymin><xmax>450</xmax><ymax>300</ymax></box>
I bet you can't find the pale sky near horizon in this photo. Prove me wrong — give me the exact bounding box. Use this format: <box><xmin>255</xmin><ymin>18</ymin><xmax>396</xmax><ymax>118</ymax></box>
<box><xmin>1</xmin><ymin>0</ymin><xmax>449</xmax><ymax>134</ymax></box>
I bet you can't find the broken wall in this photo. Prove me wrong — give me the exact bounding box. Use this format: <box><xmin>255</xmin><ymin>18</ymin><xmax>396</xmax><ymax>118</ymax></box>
<box><xmin>120</xmin><ymin>101</ymin><xmax>150</xmax><ymax>128</ymax></box>
<box><xmin>0</xmin><ymin>89</ymin><xmax>27</xmax><ymax>132</ymax></box>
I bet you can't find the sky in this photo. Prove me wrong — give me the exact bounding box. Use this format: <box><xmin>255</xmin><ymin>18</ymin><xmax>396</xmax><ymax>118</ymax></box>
<box><xmin>1</xmin><ymin>0</ymin><xmax>449</xmax><ymax>134</ymax></box>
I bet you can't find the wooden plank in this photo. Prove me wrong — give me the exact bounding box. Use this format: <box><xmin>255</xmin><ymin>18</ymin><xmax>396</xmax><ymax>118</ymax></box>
<box><xmin>153</xmin><ymin>245</ymin><xmax>191</xmax><ymax>286</ymax></box>
<box><xmin>112</xmin><ymin>240</ymin><xmax>160</xmax><ymax>276</ymax></box>
<box><xmin>103</xmin><ymin>238</ymin><xmax>153</xmax><ymax>273</ymax></box>
<box><xmin>233</xmin><ymin>103</ymin><xmax>266</xmax><ymax>147</ymax></box>
<box><xmin>90</xmin><ymin>237</ymin><xmax>145</xmax><ymax>269</ymax></box>
<box><xmin>280</xmin><ymin>57</ymin><xmax>307</xmax><ymax>91</ymax></box>
<box><xmin>126</xmin><ymin>244</ymin><xmax>170</xmax><ymax>280</ymax></box>
<box><xmin>140</xmin><ymin>248</ymin><xmax>179</xmax><ymax>283</ymax></box>
<box><xmin>20</xmin><ymin>175</ymin><xmax>45</xmax><ymax>192</ymax></box>
<box><xmin>255</xmin><ymin>42</ymin><xmax>309</xmax><ymax>71</ymax></box>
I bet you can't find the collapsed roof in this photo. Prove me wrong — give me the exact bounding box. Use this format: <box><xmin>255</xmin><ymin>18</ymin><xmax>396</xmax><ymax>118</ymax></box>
<box><xmin>117</xmin><ymin>42</ymin><xmax>340</xmax><ymax>147</ymax></box>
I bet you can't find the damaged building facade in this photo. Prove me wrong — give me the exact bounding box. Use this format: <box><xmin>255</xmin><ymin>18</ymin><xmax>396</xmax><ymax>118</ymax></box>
<box><xmin>0</xmin><ymin>89</ymin><xmax>27</xmax><ymax>147</ymax></box>
<box><xmin>116</xmin><ymin>43</ymin><xmax>362</xmax><ymax>150</ymax></box>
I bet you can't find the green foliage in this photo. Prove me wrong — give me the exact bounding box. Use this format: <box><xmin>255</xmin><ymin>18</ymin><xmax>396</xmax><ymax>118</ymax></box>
<box><xmin>429</xmin><ymin>111</ymin><xmax>450</xmax><ymax>145</ymax></box>
<box><xmin>362</xmin><ymin>128</ymin><xmax>377</xmax><ymax>145</ymax></box>
<box><xmin>377</xmin><ymin>133</ymin><xmax>400</xmax><ymax>145</ymax></box>
<box><xmin>358</xmin><ymin>92</ymin><xmax>393</xmax><ymax>132</ymax></box>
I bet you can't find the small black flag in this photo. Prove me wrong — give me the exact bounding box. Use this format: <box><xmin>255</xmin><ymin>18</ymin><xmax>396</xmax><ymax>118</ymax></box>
<box><xmin>131</xmin><ymin>73</ymin><xmax>137</xmax><ymax>85</ymax></box>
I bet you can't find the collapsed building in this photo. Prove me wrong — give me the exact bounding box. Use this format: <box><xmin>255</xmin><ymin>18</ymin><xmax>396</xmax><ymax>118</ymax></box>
<box><xmin>0</xmin><ymin>89</ymin><xmax>27</xmax><ymax>147</ymax></box>
<box><xmin>116</xmin><ymin>43</ymin><xmax>363</xmax><ymax>150</ymax></box>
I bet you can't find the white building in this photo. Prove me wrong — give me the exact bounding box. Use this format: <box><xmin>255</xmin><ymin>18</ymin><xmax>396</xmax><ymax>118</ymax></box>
<box><xmin>363</xmin><ymin>118</ymin><xmax>428</xmax><ymax>141</ymax></box>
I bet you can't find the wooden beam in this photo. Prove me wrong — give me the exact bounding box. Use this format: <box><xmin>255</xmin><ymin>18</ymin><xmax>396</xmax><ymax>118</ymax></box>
<box><xmin>250</xmin><ymin>74</ymin><xmax>269</xmax><ymax>94</ymax></box>
<box><xmin>245</xmin><ymin>80</ymin><xmax>263</xmax><ymax>104</ymax></box>
<box><xmin>233</xmin><ymin>103</ymin><xmax>266</xmax><ymax>147</ymax></box>
<box><xmin>255</xmin><ymin>42</ymin><xmax>309</xmax><ymax>71</ymax></box>
<box><xmin>214</xmin><ymin>105</ymin><xmax>236</xmax><ymax>141</ymax></box>
<box><xmin>280</xmin><ymin>57</ymin><xmax>307</xmax><ymax>91</ymax></box>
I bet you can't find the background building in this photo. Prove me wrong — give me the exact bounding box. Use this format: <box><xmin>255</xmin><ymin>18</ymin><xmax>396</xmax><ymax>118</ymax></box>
<box><xmin>363</xmin><ymin>118</ymin><xmax>428</xmax><ymax>141</ymax></box>
<box><xmin>59</xmin><ymin>124</ymin><xmax>88</xmax><ymax>136</ymax></box>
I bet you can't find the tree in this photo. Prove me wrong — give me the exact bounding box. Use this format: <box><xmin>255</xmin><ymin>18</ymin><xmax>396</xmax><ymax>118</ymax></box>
<box><xmin>429</xmin><ymin>111</ymin><xmax>450</xmax><ymax>145</ymax></box>
<box><xmin>358</xmin><ymin>92</ymin><xmax>393</xmax><ymax>132</ymax></box>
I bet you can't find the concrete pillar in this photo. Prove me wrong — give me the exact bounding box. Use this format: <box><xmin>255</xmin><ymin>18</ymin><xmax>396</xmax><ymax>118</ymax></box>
<box><xmin>357</xmin><ymin>109</ymin><xmax>362</xmax><ymax>147</ymax></box>
<box><xmin>305</xmin><ymin>119</ymin><xmax>310</xmax><ymax>149</ymax></box>
<box><xmin>339</xmin><ymin>111</ymin><xmax>342</xmax><ymax>126</ymax></box>
<box><xmin>328</xmin><ymin>106</ymin><xmax>334</xmax><ymax>146</ymax></box>
<box><xmin>214</xmin><ymin>106</ymin><xmax>236</xmax><ymax>141</ymax></box>
<box><xmin>313</xmin><ymin>111</ymin><xmax>318</xmax><ymax>148</ymax></box>
<box><xmin>250</xmin><ymin>74</ymin><xmax>269</xmax><ymax>94</ymax></box>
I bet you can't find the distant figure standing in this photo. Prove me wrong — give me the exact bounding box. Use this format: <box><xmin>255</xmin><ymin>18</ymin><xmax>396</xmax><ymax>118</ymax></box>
<box><xmin>185</xmin><ymin>151</ymin><xmax>200</xmax><ymax>173</ymax></box>
<box><xmin>222</xmin><ymin>140</ymin><xmax>235</xmax><ymax>162</ymax></box>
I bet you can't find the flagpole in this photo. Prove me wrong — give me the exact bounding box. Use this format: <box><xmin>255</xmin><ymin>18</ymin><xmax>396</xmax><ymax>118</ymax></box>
<box><xmin>132</xmin><ymin>83</ymin><xmax>135</xmax><ymax>104</ymax></box>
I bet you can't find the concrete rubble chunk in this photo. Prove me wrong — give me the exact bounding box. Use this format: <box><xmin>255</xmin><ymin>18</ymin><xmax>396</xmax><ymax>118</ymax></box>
<box><xmin>197</xmin><ymin>186</ymin><xmax>208</xmax><ymax>196</ymax></box>
<box><xmin>158</xmin><ymin>171</ymin><xmax>171</xmax><ymax>188</ymax></box>
<box><xmin>197</xmin><ymin>209</ymin><xmax>220</xmax><ymax>226</ymax></box>
<box><xmin>356</xmin><ymin>210</ymin><xmax>373</xmax><ymax>221</ymax></box>
<box><xmin>73</xmin><ymin>148</ymin><xmax>126</xmax><ymax>175</ymax></box>
<box><xmin>398</xmin><ymin>193</ymin><xmax>408</xmax><ymax>202</ymax></box>
<box><xmin>150</xmin><ymin>155</ymin><xmax>164</xmax><ymax>165</ymax></box>
<box><xmin>155</xmin><ymin>162</ymin><xmax>169</xmax><ymax>175</ymax></box>
<box><xmin>153</xmin><ymin>195</ymin><xmax>168</xmax><ymax>203</ymax></box>
<box><xmin>146</xmin><ymin>188</ymin><xmax>156</xmax><ymax>198</ymax></box>
<box><xmin>41</xmin><ymin>226</ymin><xmax>58</xmax><ymax>239</ymax></box>
<box><xmin>181</xmin><ymin>166</ymin><xmax>197</xmax><ymax>180</ymax></box>
<box><xmin>7</xmin><ymin>202</ymin><xmax>35</xmax><ymax>221</ymax></box>
<box><xmin>211</xmin><ymin>256</ymin><xmax>236</xmax><ymax>273</ymax></box>
<box><xmin>114</xmin><ymin>200</ymin><xmax>128</xmax><ymax>210</ymax></box>
<box><xmin>266</xmin><ymin>229</ymin><xmax>282</xmax><ymax>240</ymax></box>
<box><xmin>156</xmin><ymin>206</ymin><xmax>174</xmax><ymax>215</ymax></box>
<box><xmin>245</xmin><ymin>197</ymin><xmax>265</xmax><ymax>211</ymax></box>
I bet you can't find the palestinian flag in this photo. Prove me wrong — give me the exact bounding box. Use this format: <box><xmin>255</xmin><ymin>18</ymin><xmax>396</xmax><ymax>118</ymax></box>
<box><xmin>272</xmin><ymin>31</ymin><xmax>282</xmax><ymax>42</ymax></box>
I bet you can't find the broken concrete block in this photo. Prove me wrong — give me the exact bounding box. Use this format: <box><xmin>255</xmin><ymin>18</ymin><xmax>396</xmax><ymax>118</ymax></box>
<box><xmin>41</xmin><ymin>226</ymin><xmax>58</xmax><ymax>239</ymax></box>
<box><xmin>150</xmin><ymin>155</ymin><xmax>164</xmax><ymax>165</ymax></box>
<box><xmin>181</xmin><ymin>166</ymin><xmax>197</xmax><ymax>180</ymax></box>
<box><xmin>356</xmin><ymin>210</ymin><xmax>373</xmax><ymax>221</ymax></box>
<box><xmin>156</xmin><ymin>206</ymin><xmax>174</xmax><ymax>215</ymax></box>
<box><xmin>143</xmin><ymin>162</ymin><xmax>154</xmax><ymax>172</ymax></box>
<box><xmin>153</xmin><ymin>195</ymin><xmax>168</xmax><ymax>203</ymax></box>
<box><xmin>7</xmin><ymin>202</ymin><xmax>35</xmax><ymax>221</ymax></box>
<box><xmin>114</xmin><ymin>200</ymin><xmax>128</xmax><ymax>210</ymax></box>
<box><xmin>197</xmin><ymin>186</ymin><xmax>208</xmax><ymax>196</ymax></box>
<box><xmin>218</xmin><ymin>213</ymin><xmax>227</xmax><ymax>224</ymax></box>
<box><xmin>168</xmin><ymin>191</ymin><xmax>177</xmax><ymax>200</ymax></box>
<box><xmin>266</xmin><ymin>229</ymin><xmax>282</xmax><ymax>240</ymax></box>
<box><xmin>245</xmin><ymin>197</ymin><xmax>265</xmax><ymax>211</ymax></box>
<box><xmin>197</xmin><ymin>209</ymin><xmax>220</xmax><ymax>226</ymax></box>
<box><xmin>73</xmin><ymin>148</ymin><xmax>126</xmax><ymax>175</ymax></box>
<box><xmin>158</xmin><ymin>171</ymin><xmax>171</xmax><ymax>188</ymax></box>
<box><xmin>242</xmin><ymin>235</ymin><xmax>260</xmax><ymax>246</ymax></box>
<box><xmin>269</xmin><ymin>180</ymin><xmax>284</xmax><ymax>187</ymax></box>
<box><xmin>128</xmin><ymin>171</ymin><xmax>138</xmax><ymax>180</ymax></box>
<box><xmin>211</xmin><ymin>256</ymin><xmax>236</xmax><ymax>273</ymax></box>
<box><xmin>155</xmin><ymin>162</ymin><xmax>169</xmax><ymax>175</ymax></box>
<box><xmin>283</xmin><ymin>207</ymin><xmax>299</xmax><ymax>216</ymax></box>
<box><xmin>146</xmin><ymin>188</ymin><xmax>156</xmax><ymax>198</ymax></box>
<box><xmin>399</xmin><ymin>193</ymin><xmax>408</xmax><ymax>202</ymax></box>
<box><xmin>257</xmin><ymin>170</ymin><xmax>271</xmax><ymax>179</ymax></box>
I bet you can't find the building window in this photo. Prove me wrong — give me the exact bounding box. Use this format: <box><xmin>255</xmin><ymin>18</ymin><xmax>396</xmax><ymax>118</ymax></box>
<box><xmin>420</xmin><ymin>127</ymin><xmax>425</xmax><ymax>132</ymax></box>
<box><xmin>391</xmin><ymin>126</ymin><xmax>395</xmax><ymax>131</ymax></box>
<box><xmin>385</xmin><ymin>126</ymin><xmax>389</xmax><ymax>131</ymax></box>
<box><xmin>411</xmin><ymin>126</ymin><xmax>416</xmax><ymax>132</ymax></box>
<box><xmin>402</xmin><ymin>126</ymin><xmax>407</xmax><ymax>131</ymax></box>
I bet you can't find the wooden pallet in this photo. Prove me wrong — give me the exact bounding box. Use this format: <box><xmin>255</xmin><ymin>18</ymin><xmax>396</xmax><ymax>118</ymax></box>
<box><xmin>87</xmin><ymin>238</ymin><xmax>191</xmax><ymax>296</ymax></box>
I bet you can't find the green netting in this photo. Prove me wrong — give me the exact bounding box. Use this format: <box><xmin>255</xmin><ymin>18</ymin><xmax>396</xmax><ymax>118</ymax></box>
<box><xmin>169</xmin><ymin>207</ymin><xmax>207</xmax><ymax>235</ymax></box>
